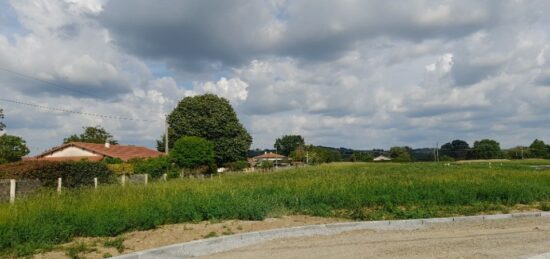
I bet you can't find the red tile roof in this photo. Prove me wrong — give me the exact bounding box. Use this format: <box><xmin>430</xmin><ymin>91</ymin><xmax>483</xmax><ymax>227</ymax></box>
<box><xmin>36</xmin><ymin>142</ymin><xmax>164</xmax><ymax>162</ymax></box>
<box><xmin>38</xmin><ymin>156</ymin><xmax>105</xmax><ymax>162</ymax></box>
<box><xmin>253</xmin><ymin>152</ymin><xmax>287</xmax><ymax>159</ymax></box>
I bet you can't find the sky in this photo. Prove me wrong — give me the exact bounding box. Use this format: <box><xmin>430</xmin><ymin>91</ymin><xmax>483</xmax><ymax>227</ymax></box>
<box><xmin>0</xmin><ymin>0</ymin><xmax>549</xmax><ymax>155</ymax></box>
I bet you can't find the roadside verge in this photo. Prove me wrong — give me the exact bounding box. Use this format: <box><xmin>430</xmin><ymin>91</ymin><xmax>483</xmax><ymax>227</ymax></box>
<box><xmin>115</xmin><ymin>212</ymin><xmax>550</xmax><ymax>259</ymax></box>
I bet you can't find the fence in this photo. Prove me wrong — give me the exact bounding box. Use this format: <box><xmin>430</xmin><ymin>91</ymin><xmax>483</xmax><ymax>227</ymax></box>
<box><xmin>0</xmin><ymin>173</ymin><xmax>173</xmax><ymax>204</ymax></box>
<box><xmin>0</xmin><ymin>179</ymin><xmax>42</xmax><ymax>203</ymax></box>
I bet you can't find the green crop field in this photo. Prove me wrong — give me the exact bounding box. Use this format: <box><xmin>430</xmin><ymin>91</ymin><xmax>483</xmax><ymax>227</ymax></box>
<box><xmin>2</xmin><ymin>160</ymin><xmax>550</xmax><ymax>256</ymax></box>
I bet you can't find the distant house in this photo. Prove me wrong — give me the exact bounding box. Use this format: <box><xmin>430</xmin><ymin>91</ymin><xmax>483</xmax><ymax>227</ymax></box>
<box><xmin>252</xmin><ymin>152</ymin><xmax>289</xmax><ymax>167</ymax></box>
<box><xmin>373</xmin><ymin>155</ymin><xmax>392</xmax><ymax>162</ymax></box>
<box><xmin>34</xmin><ymin>142</ymin><xmax>164</xmax><ymax>162</ymax></box>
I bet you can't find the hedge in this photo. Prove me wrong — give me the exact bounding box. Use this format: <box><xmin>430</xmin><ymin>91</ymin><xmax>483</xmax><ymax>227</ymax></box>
<box><xmin>0</xmin><ymin>160</ymin><xmax>115</xmax><ymax>188</ymax></box>
<box><xmin>133</xmin><ymin>156</ymin><xmax>172</xmax><ymax>178</ymax></box>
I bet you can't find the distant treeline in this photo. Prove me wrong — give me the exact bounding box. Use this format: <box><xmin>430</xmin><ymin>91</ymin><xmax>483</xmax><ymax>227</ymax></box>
<box><xmin>249</xmin><ymin>138</ymin><xmax>550</xmax><ymax>162</ymax></box>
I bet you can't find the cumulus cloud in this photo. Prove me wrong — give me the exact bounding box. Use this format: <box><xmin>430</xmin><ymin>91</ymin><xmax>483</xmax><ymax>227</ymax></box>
<box><xmin>1</xmin><ymin>0</ymin><xmax>550</xmax><ymax>154</ymax></box>
<box><xmin>195</xmin><ymin>77</ymin><xmax>249</xmax><ymax>104</ymax></box>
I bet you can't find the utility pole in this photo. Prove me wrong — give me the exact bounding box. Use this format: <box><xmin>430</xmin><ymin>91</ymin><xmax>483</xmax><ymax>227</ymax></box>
<box><xmin>437</xmin><ymin>142</ymin><xmax>440</xmax><ymax>162</ymax></box>
<box><xmin>165</xmin><ymin>115</ymin><xmax>169</xmax><ymax>155</ymax></box>
<box><xmin>434</xmin><ymin>142</ymin><xmax>440</xmax><ymax>162</ymax></box>
<box><xmin>521</xmin><ymin>146</ymin><xmax>524</xmax><ymax>160</ymax></box>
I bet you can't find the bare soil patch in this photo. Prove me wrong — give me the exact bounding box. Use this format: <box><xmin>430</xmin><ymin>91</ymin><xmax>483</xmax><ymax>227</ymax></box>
<box><xmin>33</xmin><ymin>215</ymin><xmax>349</xmax><ymax>259</ymax></box>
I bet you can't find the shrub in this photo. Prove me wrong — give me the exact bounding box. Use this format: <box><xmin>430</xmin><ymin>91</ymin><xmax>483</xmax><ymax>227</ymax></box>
<box><xmin>225</xmin><ymin>160</ymin><xmax>250</xmax><ymax>171</ymax></box>
<box><xmin>0</xmin><ymin>160</ymin><xmax>114</xmax><ymax>188</ymax></box>
<box><xmin>170</xmin><ymin>136</ymin><xmax>215</xmax><ymax>170</ymax></box>
<box><xmin>258</xmin><ymin>160</ymin><xmax>274</xmax><ymax>170</ymax></box>
<box><xmin>440</xmin><ymin>155</ymin><xmax>455</xmax><ymax>162</ymax></box>
<box><xmin>106</xmin><ymin>163</ymin><xmax>134</xmax><ymax>175</ymax></box>
<box><xmin>133</xmin><ymin>156</ymin><xmax>171</xmax><ymax>178</ymax></box>
<box><xmin>103</xmin><ymin>157</ymin><xmax>123</xmax><ymax>164</ymax></box>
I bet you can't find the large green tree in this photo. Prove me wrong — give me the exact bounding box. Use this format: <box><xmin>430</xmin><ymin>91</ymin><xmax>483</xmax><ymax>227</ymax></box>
<box><xmin>165</xmin><ymin>94</ymin><xmax>252</xmax><ymax>165</ymax></box>
<box><xmin>472</xmin><ymin>139</ymin><xmax>502</xmax><ymax>159</ymax></box>
<box><xmin>274</xmin><ymin>135</ymin><xmax>305</xmax><ymax>156</ymax></box>
<box><xmin>0</xmin><ymin>107</ymin><xmax>5</xmax><ymax>132</ymax></box>
<box><xmin>389</xmin><ymin>146</ymin><xmax>412</xmax><ymax>162</ymax></box>
<box><xmin>64</xmin><ymin>126</ymin><xmax>118</xmax><ymax>144</ymax></box>
<box><xmin>529</xmin><ymin>139</ymin><xmax>548</xmax><ymax>158</ymax></box>
<box><xmin>0</xmin><ymin>134</ymin><xmax>30</xmax><ymax>163</ymax></box>
<box><xmin>440</xmin><ymin>139</ymin><xmax>470</xmax><ymax>160</ymax></box>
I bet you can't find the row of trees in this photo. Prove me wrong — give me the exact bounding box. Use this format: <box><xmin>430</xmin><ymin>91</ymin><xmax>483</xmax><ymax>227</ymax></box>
<box><xmin>272</xmin><ymin>135</ymin><xmax>342</xmax><ymax>164</ymax></box>
<box><xmin>272</xmin><ymin>134</ymin><xmax>550</xmax><ymax>163</ymax></box>
<box><xmin>440</xmin><ymin>139</ymin><xmax>550</xmax><ymax>160</ymax></box>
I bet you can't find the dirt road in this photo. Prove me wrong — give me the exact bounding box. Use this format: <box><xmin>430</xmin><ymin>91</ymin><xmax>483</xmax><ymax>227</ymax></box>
<box><xmin>205</xmin><ymin>217</ymin><xmax>550</xmax><ymax>259</ymax></box>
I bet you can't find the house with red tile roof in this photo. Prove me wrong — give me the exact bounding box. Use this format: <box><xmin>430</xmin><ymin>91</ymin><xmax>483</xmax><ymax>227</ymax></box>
<box><xmin>34</xmin><ymin>142</ymin><xmax>164</xmax><ymax>162</ymax></box>
<box><xmin>251</xmin><ymin>152</ymin><xmax>289</xmax><ymax>167</ymax></box>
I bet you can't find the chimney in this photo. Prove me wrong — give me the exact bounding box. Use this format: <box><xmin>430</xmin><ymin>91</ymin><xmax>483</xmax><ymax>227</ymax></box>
<box><xmin>264</xmin><ymin>151</ymin><xmax>267</xmax><ymax>154</ymax></box>
<box><xmin>105</xmin><ymin>142</ymin><xmax>110</xmax><ymax>149</ymax></box>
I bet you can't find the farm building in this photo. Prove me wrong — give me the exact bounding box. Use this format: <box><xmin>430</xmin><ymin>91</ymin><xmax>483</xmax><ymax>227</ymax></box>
<box><xmin>33</xmin><ymin>142</ymin><xmax>164</xmax><ymax>162</ymax></box>
<box><xmin>251</xmin><ymin>152</ymin><xmax>290</xmax><ymax>167</ymax></box>
<box><xmin>373</xmin><ymin>155</ymin><xmax>392</xmax><ymax>162</ymax></box>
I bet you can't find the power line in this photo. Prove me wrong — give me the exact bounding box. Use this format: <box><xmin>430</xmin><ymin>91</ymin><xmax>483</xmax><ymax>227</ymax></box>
<box><xmin>0</xmin><ymin>98</ymin><xmax>160</xmax><ymax>122</ymax></box>
<box><xmin>0</xmin><ymin>66</ymin><xmax>101</xmax><ymax>99</ymax></box>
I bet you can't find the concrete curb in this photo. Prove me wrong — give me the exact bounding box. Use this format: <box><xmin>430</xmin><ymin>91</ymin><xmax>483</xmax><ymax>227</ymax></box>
<box><xmin>529</xmin><ymin>253</ymin><xmax>550</xmax><ymax>259</ymax></box>
<box><xmin>114</xmin><ymin>211</ymin><xmax>550</xmax><ymax>259</ymax></box>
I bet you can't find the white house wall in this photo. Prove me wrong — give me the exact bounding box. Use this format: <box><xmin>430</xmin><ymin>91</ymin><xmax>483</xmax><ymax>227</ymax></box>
<box><xmin>45</xmin><ymin>146</ymin><xmax>99</xmax><ymax>158</ymax></box>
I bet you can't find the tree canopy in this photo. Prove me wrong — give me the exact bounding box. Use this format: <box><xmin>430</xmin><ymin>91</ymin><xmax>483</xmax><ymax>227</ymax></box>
<box><xmin>529</xmin><ymin>139</ymin><xmax>548</xmax><ymax>158</ymax></box>
<box><xmin>0</xmin><ymin>107</ymin><xmax>5</xmax><ymax>132</ymax></box>
<box><xmin>64</xmin><ymin>126</ymin><xmax>118</xmax><ymax>144</ymax></box>
<box><xmin>472</xmin><ymin>139</ymin><xmax>502</xmax><ymax>159</ymax></box>
<box><xmin>307</xmin><ymin>145</ymin><xmax>342</xmax><ymax>164</ymax></box>
<box><xmin>170</xmin><ymin>136</ymin><xmax>215</xmax><ymax>169</ymax></box>
<box><xmin>440</xmin><ymin>139</ymin><xmax>470</xmax><ymax>160</ymax></box>
<box><xmin>166</xmin><ymin>94</ymin><xmax>252</xmax><ymax>165</ymax></box>
<box><xmin>0</xmin><ymin>134</ymin><xmax>30</xmax><ymax>163</ymax></box>
<box><xmin>389</xmin><ymin>146</ymin><xmax>412</xmax><ymax>162</ymax></box>
<box><xmin>274</xmin><ymin>135</ymin><xmax>305</xmax><ymax>156</ymax></box>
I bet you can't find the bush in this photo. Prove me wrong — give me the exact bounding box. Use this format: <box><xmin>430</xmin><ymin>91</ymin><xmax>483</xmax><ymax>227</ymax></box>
<box><xmin>187</xmin><ymin>163</ymin><xmax>217</xmax><ymax>176</ymax></box>
<box><xmin>258</xmin><ymin>160</ymin><xmax>274</xmax><ymax>170</ymax></box>
<box><xmin>106</xmin><ymin>163</ymin><xmax>134</xmax><ymax>175</ymax></box>
<box><xmin>225</xmin><ymin>160</ymin><xmax>250</xmax><ymax>171</ymax></box>
<box><xmin>440</xmin><ymin>155</ymin><xmax>455</xmax><ymax>162</ymax></box>
<box><xmin>0</xmin><ymin>160</ymin><xmax>114</xmax><ymax>188</ymax></box>
<box><xmin>170</xmin><ymin>136</ymin><xmax>215</xmax><ymax>170</ymax></box>
<box><xmin>103</xmin><ymin>157</ymin><xmax>123</xmax><ymax>164</ymax></box>
<box><xmin>133</xmin><ymin>156</ymin><xmax>171</xmax><ymax>178</ymax></box>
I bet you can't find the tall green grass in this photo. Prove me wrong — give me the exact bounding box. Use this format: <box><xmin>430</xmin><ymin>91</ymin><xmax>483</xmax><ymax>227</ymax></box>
<box><xmin>2</xmin><ymin>161</ymin><xmax>550</xmax><ymax>256</ymax></box>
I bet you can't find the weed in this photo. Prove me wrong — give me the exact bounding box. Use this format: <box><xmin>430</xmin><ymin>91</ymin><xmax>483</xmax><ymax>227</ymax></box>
<box><xmin>65</xmin><ymin>242</ymin><xmax>96</xmax><ymax>259</ymax></box>
<box><xmin>103</xmin><ymin>237</ymin><xmax>125</xmax><ymax>253</ymax></box>
<box><xmin>183</xmin><ymin>225</ymin><xmax>193</xmax><ymax>231</ymax></box>
<box><xmin>203</xmin><ymin>231</ymin><xmax>218</xmax><ymax>238</ymax></box>
<box><xmin>540</xmin><ymin>202</ymin><xmax>550</xmax><ymax>211</ymax></box>
<box><xmin>222</xmin><ymin>229</ymin><xmax>234</xmax><ymax>235</ymax></box>
<box><xmin>103</xmin><ymin>252</ymin><xmax>113</xmax><ymax>258</ymax></box>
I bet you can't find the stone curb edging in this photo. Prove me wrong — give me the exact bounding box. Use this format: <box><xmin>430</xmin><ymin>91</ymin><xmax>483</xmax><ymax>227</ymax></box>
<box><xmin>114</xmin><ymin>211</ymin><xmax>550</xmax><ymax>259</ymax></box>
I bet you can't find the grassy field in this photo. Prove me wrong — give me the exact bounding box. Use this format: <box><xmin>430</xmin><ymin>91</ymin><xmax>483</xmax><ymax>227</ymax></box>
<box><xmin>2</xmin><ymin>160</ymin><xmax>550</xmax><ymax>256</ymax></box>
